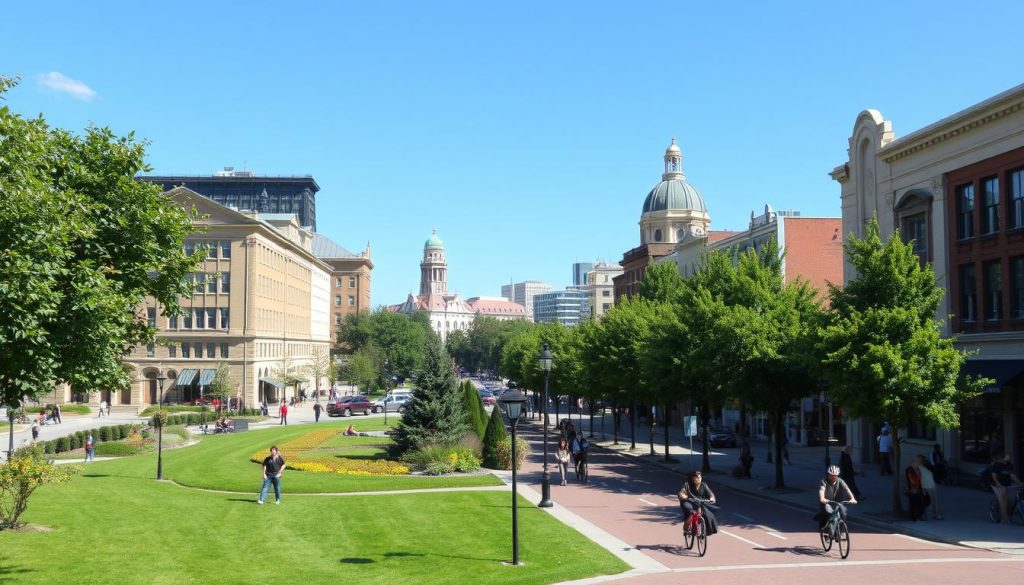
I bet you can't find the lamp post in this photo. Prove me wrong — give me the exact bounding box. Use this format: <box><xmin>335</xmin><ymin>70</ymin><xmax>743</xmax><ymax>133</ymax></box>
<box><xmin>537</xmin><ymin>343</ymin><xmax>554</xmax><ymax>508</ymax></box>
<box><xmin>499</xmin><ymin>389</ymin><xmax>527</xmax><ymax>566</ymax></box>
<box><xmin>156</xmin><ymin>373</ymin><xmax>166</xmax><ymax>480</ymax></box>
<box><xmin>820</xmin><ymin>387</ymin><xmax>832</xmax><ymax>466</ymax></box>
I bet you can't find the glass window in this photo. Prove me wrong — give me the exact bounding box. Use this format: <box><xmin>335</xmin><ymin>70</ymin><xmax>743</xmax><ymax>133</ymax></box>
<box><xmin>981</xmin><ymin>176</ymin><xmax>999</xmax><ymax>234</ymax></box>
<box><xmin>221</xmin><ymin>273</ymin><xmax>230</xmax><ymax>293</ymax></box>
<box><xmin>147</xmin><ymin>343</ymin><xmax>155</xmax><ymax>357</ymax></box>
<box><xmin>602</xmin><ymin>289</ymin><xmax>611</xmax><ymax>297</ymax></box>
<box><xmin>1011</xmin><ymin>256</ymin><xmax>1024</xmax><ymax>320</ymax></box>
<box><xmin>195</xmin><ymin>272</ymin><xmax>205</xmax><ymax>293</ymax></box>
<box><xmin>194</xmin><ymin>309</ymin><xmax>204</xmax><ymax>329</ymax></box>
<box><xmin>348</xmin><ymin>295</ymin><xmax>355</xmax><ymax>306</ymax></box>
<box><xmin>960</xmin><ymin>264</ymin><xmax>977</xmax><ymax>323</ymax></box>
<box><xmin>220</xmin><ymin>308</ymin><xmax>229</xmax><ymax>329</ymax></box>
<box><xmin>169</xmin><ymin>345</ymin><xmax>177</xmax><ymax>358</ymax></box>
<box><xmin>984</xmin><ymin>260</ymin><xmax>1002</xmax><ymax>321</ymax></box>
<box><xmin>220</xmin><ymin>240</ymin><xmax>231</xmax><ymax>259</ymax></box>
<box><xmin>147</xmin><ymin>307</ymin><xmax>157</xmax><ymax>328</ymax></box>
<box><xmin>349</xmin><ymin>275</ymin><xmax>357</xmax><ymax>288</ymax></box>
<box><xmin>169</xmin><ymin>315</ymin><xmax>178</xmax><ymax>329</ymax></box>
<box><xmin>185</xmin><ymin>241</ymin><xmax>195</xmax><ymax>256</ymax></box>
<box><xmin>207</xmin><ymin>342</ymin><xmax>216</xmax><ymax>357</ymax></box>
<box><xmin>207</xmin><ymin>275</ymin><xmax>217</xmax><ymax>294</ymax></box>
<box><xmin>206</xmin><ymin>308</ymin><xmax>217</xmax><ymax>329</ymax></box>
<box><xmin>183</xmin><ymin>311</ymin><xmax>193</xmax><ymax>329</ymax></box>
<box><xmin>181</xmin><ymin>343</ymin><xmax>190</xmax><ymax>358</ymax></box>
<box><xmin>335</xmin><ymin>277</ymin><xmax>342</xmax><ymax>288</ymax></box>
<box><xmin>220</xmin><ymin>343</ymin><xmax>229</xmax><ymax>358</ymax></box>
<box><xmin>958</xmin><ymin>183</ymin><xmax>975</xmax><ymax>239</ymax></box>
<box><xmin>1011</xmin><ymin>169</ymin><xmax>1024</xmax><ymax>229</ymax></box>
<box><xmin>335</xmin><ymin>295</ymin><xmax>342</xmax><ymax>306</ymax></box>
<box><xmin>960</xmin><ymin>396</ymin><xmax>1004</xmax><ymax>463</ymax></box>
<box><xmin>334</xmin><ymin>314</ymin><xmax>342</xmax><ymax>325</ymax></box>
<box><xmin>194</xmin><ymin>343</ymin><xmax>203</xmax><ymax>358</ymax></box>
<box><xmin>900</xmin><ymin>213</ymin><xmax>928</xmax><ymax>265</ymax></box>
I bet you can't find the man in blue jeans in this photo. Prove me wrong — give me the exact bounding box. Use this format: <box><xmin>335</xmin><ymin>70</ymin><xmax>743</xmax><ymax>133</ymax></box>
<box><xmin>258</xmin><ymin>446</ymin><xmax>286</xmax><ymax>505</ymax></box>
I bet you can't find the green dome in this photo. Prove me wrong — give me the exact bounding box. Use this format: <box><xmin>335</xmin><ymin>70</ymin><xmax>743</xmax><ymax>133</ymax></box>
<box><xmin>424</xmin><ymin>231</ymin><xmax>444</xmax><ymax>249</ymax></box>
<box><xmin>642</xmin><ymin>179</ymin><xmax>706</xmax><ymax>214</ymax></box>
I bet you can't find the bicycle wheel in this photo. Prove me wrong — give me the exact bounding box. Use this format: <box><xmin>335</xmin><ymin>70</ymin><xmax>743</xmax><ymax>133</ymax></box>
<box><xmin>989</xmin><ymin>499</ymin><xmax>1001</xmax><ymax>522</ymax></box>
<box><xmin>696</xmin><ymin>516</ymin><xmax>708</xmax><ymax>557</ymax></box>
<box><xmin>837</xmin><ymin>520</ymin><xmax>850</xmax><ymax>559</ymax></box>
<box><xmin>1012</xmin><ymin>499</ymin><xmax>1024</xmax><ymax>525</ymax></box>
<box><xmin>820</xmin><ymin>522</ymin><xmax>833</xmax><ymax>551</ymax></box>
<box><xmin>684</xmin><ymin>519</ymin><xmax>695</xmax><ymax>550</ymax></box>
<box><xmin>580</xmin><ymin>459</ymin><xmax>588</xmax><ymax>483</ymax></box>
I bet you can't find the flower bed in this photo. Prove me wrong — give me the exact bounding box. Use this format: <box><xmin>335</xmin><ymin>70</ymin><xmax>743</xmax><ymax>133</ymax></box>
<box><xmin>250</xmin><ymin>428</ymin><xmax>409</xmax><ymax>476</ymax></box>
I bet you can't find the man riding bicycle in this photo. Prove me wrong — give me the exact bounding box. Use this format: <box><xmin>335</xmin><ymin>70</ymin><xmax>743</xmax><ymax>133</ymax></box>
<box><xmin>570</xmin><ymin>434</ymin><xmax>589</xmax><ymax>482</ymax></box>
<box><xmin>678</xmin><ymin>470</ymin><xmax>718</xmax><ymax>534</ymax></box>
<box><xmin>817</xmin><ymin>465</ymin><xmax>857</xmax><ymax>529</ymax></box>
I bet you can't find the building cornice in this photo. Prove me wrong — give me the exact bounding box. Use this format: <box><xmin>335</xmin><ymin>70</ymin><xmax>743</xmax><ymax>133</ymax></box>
<box><xmin>878</xmin><ymin>83</ymin><xmax>1024</xmax><ymax>163</ymax></box>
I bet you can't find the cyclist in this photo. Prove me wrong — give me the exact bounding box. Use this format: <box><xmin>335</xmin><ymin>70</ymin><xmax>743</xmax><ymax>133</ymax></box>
<box><xmin>570</xmin><ymin>433</ymin><xmax>589</xmax><ymax>482</ymax></box>
<box><xmin>990</xmin><ymin>453</ymin><xmax>1022</xmax><ymax>523</ymax></box>
<box><xmin>817</xmin><ymin>464</ymin><xmax>857</xmax><ymax>529</ymax></box>
<box><xmin>678</xmin><ymin>470</ymin><xmax>718</xmax><ymax>534</ymax></box>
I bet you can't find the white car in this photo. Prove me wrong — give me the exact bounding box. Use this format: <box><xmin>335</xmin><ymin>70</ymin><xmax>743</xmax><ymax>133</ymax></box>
<box><xmin>372</xmin><ymin>394</ymin><xmax>411</xmax><ymax>413</ymax></box>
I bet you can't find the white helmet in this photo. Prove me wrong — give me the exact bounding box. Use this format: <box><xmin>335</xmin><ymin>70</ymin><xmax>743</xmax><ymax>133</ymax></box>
<box><xmin>827</xmin><ymin>465</ymin><xmax>841</xmax><ymax>476</ymax></box>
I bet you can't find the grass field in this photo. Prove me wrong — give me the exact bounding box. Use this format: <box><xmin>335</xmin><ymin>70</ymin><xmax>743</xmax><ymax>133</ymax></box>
<box><xmin>0</xmin><ymin>420</ymin><xmax>629</xmax><ymax>584</ymax></box>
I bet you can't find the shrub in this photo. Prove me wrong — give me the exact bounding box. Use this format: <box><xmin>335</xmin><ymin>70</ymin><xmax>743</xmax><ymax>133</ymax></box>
<box><xmin>495</xmin><ymin>436</ymin><xmax>529</xmax><ymax>471</ymax></box>
<box><xmin>95</xmin><ymin>441</ymin><xmax>146</xmax><ymax>457</ymax></box>
<box><xmin>98</xmin><ymin>426</ymin><xmax>111</xmax><ymax>442</ymax></box>
<box><xmin>55</xmin><ymin>437</ymin><xmax>70</xmax><ymax>453</ymax></box>
<box><xmin>165</xmin><ymin>425</ymin><xmax>190</xmax><ymax>442</ymax></box>
<box><xmin>463</xmin><ymin>381</ymin><xmax>487</xmax><ymax>440</ymax></box>
<box><xmin>481</xmin><ymin>406</ymin><xmax>508</xmax><ymax>469</ymax></box>
<box><xmin>0</xmin><ymin>445</ymin><xmax>78</xmax><ymax>528</ymax></box>
<box><xmin>42</xmin><ymin>441</ymin><xmax>55</xmax><ymax>455</ymax></box>
<box><xmin>69</xmin><ymin>434</ymin><xmax>81</xmax><ymax>450</ymax></box>
<box><xmin>424</xmin><ymin>461</ymin><xmax>455</xmax><ymax>476</ymax></box>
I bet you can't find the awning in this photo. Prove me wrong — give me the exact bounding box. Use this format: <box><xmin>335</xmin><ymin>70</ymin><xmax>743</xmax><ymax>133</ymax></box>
<box><xmin>960</xmin><ymin>359</ymin><xmax>1024</xmax><ymax>394</ymax></box>
<box><xmin>259</xmin><ymin>377</ymin><xmax>284</xmax><ymax>389</ymax></box>
<box><xmin>198</xmin><ymin>369</ymin><xmax>216</xmax><ymax>386</ymax></box>
<box><xmin>175</xmin><ymin>369</ymin><xmax>198</xmax><ymax>386</ymax></box>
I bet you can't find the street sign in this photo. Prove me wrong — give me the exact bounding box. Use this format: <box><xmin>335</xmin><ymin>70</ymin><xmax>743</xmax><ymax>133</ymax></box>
<box><xmin>684</xmin><ymin>416</ymin><xmax>697</xmax><ymax>437</ymax></box>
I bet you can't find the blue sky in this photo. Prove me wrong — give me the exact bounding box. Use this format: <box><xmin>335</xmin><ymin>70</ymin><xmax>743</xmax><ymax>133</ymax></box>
<box><xmin>3</xmin><ymin>1</ymin><xmax>1021</xmax><ymax>305</ymax></box>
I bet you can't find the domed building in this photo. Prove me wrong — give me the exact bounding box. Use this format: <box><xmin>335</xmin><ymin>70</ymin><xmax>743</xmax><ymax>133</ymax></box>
<box><xmin>614</xmin><ymin>139</ymin><xmax>712</xmax><ymax>300</ymax></box>
<box><xmin>393</xmin><ymin>229</ymin><xmax>527</xmax><ymax>341</ymax></box>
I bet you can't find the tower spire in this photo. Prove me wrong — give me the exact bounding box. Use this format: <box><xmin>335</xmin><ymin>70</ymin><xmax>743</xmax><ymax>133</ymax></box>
<box><xmin>662</xmin><ymin>136</ymin><xmax>684</xmax><ymax>181</ymax></box>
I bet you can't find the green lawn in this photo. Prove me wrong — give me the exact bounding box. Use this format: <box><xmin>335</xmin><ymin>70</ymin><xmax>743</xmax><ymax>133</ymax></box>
<box><xmin>0</xmin><ymin>421</ymin><xmax>630</xmax><ymax>585</ymax></box>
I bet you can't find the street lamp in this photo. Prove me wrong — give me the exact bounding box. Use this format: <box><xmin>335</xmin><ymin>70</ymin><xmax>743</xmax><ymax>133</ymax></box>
<box><xmin>499</xmin><ymin>388</ymin><xmax>527</xmax><ymax>566</ymax></box>
<box><xmin>156</xmin><ymin>372</ymin><xmax>167</xmax><ymax>480</ymax></box>
<box><xmin>537</xmin><ymin>343</ymin><xmax>554</xmax><ymax>508</ymax></box>
<box><xmin>820</xmin><ymin>387</ymin><xmax>834</xmax><ymax>467</ymax></box>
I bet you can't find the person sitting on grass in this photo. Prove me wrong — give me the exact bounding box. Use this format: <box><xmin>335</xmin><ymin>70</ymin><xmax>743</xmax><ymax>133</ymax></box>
<box><xmin>345</xmin><ymin>424</ymin><xmax>358</xmax><ymax>436</ymax></box>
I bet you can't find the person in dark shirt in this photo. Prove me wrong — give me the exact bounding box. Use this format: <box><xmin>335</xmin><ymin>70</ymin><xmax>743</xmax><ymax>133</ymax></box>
<box><xmin>991</xmin><ymin>454</ymin><xmax>1022</xmax><ymax>523</ymax></box>
<box><xmin>258</xmin><ymin>446</ymin><xmax>286</xmax><ymax>505</ymax></box>
<box><xmin>839</xmin><ymin>445</ymin><xmax>861</xmax><ymax>498</ymax></box>
<box><xmin>816</xmin><ymin>465</ymin><xmax>856</xmax><ymax>529</ymax></box>
<box><xmin>677</xmin><ymin>470</ymin><xmax>718</xmax><ymax>534</ymax></box>
<box><xmin>313</xmin><ymin>402</ymin><xmax>322</xmax><ymax>422</ymax></box>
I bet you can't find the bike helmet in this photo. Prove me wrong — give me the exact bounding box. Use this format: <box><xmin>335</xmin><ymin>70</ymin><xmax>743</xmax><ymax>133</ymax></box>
<box><xmin>827</xmin><ymin>465</ymin><xmax>841</xmax><ymax>476</ymax></box>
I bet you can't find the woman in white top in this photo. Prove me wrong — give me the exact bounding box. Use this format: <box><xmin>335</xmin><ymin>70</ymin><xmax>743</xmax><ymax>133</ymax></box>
<box><xmin>915</xmin><ymin>454</ymin><xmax>940</xmax><ymax>519</ymax></box>
<box><xmin>556</xmin><ymin>438</ymin><xmax>570</xmax><ymax>486</ymax></box>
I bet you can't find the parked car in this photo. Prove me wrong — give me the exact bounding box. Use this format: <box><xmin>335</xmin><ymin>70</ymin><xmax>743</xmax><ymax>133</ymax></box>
<box><xmin>478</xmin><ymin>390</ymin><xmax>496</xmax><ymax>406</ymax></box>
<box><xmin>327</xmin><ymin>395</ymin><xmax>372</xmax><ymax>417</ymax></box>
<box><xmin>701</xmin><ymin>426</ymin><xmax>737</xmax><ymax>448</ymax></box>
<box><xmin>372</xmin><ymin>394</ymin><xmax>411</xmax><ymax>414</ymax></box>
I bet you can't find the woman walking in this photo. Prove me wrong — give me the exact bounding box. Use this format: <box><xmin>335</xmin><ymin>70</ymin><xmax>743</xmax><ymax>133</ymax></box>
<box><xmin>556</xmin><ymin>438</ymin><xmax>570</xmax><ymax>486</ymax></box>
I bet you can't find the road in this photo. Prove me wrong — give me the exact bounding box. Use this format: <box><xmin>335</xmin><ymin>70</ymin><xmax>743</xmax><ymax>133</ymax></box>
<box><xmin>512</xmin><ymin>424</ymin><xmax>1024</xmax><ymax>585</ymax></box>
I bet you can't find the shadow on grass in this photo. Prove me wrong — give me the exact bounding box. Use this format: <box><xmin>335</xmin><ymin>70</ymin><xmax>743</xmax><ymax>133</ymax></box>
<box><xmin>339</xmin><ymin>558</ymin><xmax>375</xmax><ymax>564</ymax></box>
<box><xmin>0</xmin><ymin>559</ymin><xmax>33</xmax><ymax>583</ymax></box>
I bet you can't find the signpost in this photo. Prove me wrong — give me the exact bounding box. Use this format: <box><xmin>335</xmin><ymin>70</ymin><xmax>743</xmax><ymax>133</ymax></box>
<box><xmin>683</xmin><ymin>415</ymin><xmax>698</xmax><ymax>473</ymax></box>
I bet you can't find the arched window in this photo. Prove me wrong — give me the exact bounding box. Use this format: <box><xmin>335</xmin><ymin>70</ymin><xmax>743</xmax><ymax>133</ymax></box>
<box><xmin>654</xmin><ymin>229</ymin><xmax>663</xmax><ymax>242</ymax></box>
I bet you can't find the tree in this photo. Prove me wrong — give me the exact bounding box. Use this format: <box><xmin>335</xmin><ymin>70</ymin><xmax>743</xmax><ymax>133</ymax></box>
<box><xmin>393</xmin><ymin>334</ymin><xmax>468</xmax><ymax>454</ymax></box>
<box><xmin>0</xmin><ymin>76</ymin><xmax>201</xmax><ymax>409</ymax></box>
<box><xmin>341</xmin><ymin>347</ymin><xmax>379</xmax><ymax>395</ymax></box>
<box><xmin>305</xmin><ymin>347</ymin><xmax>332</xmax><ymax>402</ymax></box>
<box><xmin>481</xmin><ymin>405</ymin><xmax>509</xmax><ymax>469</ymax></box>
<box><xmin>0</xmin><ymin>444</ymin><xmax>78</xmax><ymax>529</ymax></box>
<box><xmin>637</xmin><ymin>260</ymin><xmax>686</xmax><ymax>305</ymax></box>
<box><xmin>820</xmin><ymin>219</ymin><xmax>986</xmax><ymax>515</ymax></box>
<box><xmin>338</xmin><ymin>309</ymin><xmax>430</xmax><ymax>383</ymax></box>
<box><xmin>462</xmin><ymin>380</ymin><xmax>487</xmax><ymax>439</ymax></box>
<box><xmin>207</xmin><ymin>363</ymin><xmax>234</xmax><ymax>402</ymax></box>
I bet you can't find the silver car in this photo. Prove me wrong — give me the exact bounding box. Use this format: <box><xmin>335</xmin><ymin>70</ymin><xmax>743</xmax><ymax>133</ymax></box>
<box><xmin>372</xmin><ymin>394</ymin><xmax>410</xmax><ymax>413</ymax></box>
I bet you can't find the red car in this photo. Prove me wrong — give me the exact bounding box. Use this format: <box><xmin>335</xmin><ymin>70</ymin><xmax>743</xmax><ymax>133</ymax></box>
<box><xmin>478</xmin><ymin>390</ymin><xmax>496</xmax><ymax>406</ymax></box>
<box><xmin>327</xmin><ymin>395</ymin><xmax>372</xmax><ymax>417</ymax></box>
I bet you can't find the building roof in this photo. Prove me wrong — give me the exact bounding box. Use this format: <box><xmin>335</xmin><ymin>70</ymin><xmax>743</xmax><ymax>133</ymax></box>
<box><xmin>311</xmin><ymin>233</ymin><xmax>358</xmax><ymax>259</ymax></box>
<box><xmin>425</xmin><ymin>229</ymin><xmax>444</xmax><ymax>249</ymax></box>
<box><xmin>466</xmin><ymin>297</ymin><xmax>527</xmax><ymax>316</ymax></box>
<box><xmin>643</xmin><ymin>179</ymin><xmax>707</xmax><ymax>214</ymax></box>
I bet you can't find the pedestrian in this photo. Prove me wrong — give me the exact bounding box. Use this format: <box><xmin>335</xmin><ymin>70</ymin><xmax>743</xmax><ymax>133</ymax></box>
<box><xmin>37</xmin><ymin>408</ymin><xmax>46</xmax><ymax>427</ymax></box>
<box><xmin>929</xmin><ymin>443</ymin><xmax>948</xmax><ymax>484</ymax></box>
<box><xmin>839</xmin><ymin>445</ymin><xmax>862</xmax><ymax>498</ymax></box>
<box><xmin>279</xmin><ymin>402</ymin><xmax>288</xmax><ymax>425</ymax></box>
<box><xmin>257</xmin><ymin>445</ymin><xmax>286</xmax><ymax>505</ymax></box>
<box><xmin>98</xmin><ymin>400</ymin><xmax>106</xmax><ymax>418</ymax></box>
<box><xmin>782</xmin><ymin>433</ymin><xmax>791</xmax><ymax>466</ymax></box>
<box><xmin>905</xmin><ymin>457</ymin><xmax>929</xmax><ymax>521</ymax></box>
<box><xmin>739</xmin><ymin>439</ymin><xmax>754</xmax><ymax>479</ymax></box>
<box><xmin>106</xmin><ymin>401</ymin><xmax>111</xmax><ymax>417</ymax></box>
<box><xmin>916</xmin><ymin>454</ymin><xmax>941</xmax><ymax>519</ymax></box>
<box><xmin>84</xmin><ymin>433</ymin><xmax>95</xmax><ymax>462</ymax></box>
<box><xmin>313</xmin><ymin>402</ymin><xmax>322</xmax><ymax>423</ymax></box>
<box><xmin>556</xmin><ymin>438</ymin><xmax>570</xmax><ymax>486</ymax></box>
<box><xmin>31</xmin><ymin>421</ymin><xmax>40</xmax><ymax>441</ymax></box>
<box><xmin>52</xmin><ymin>403</ymin><xmax>62</xmax><ymax>424</ymax></box>
<box><xmin>877</xmin><ymin>426</ymin><xmax>893</xmax><ymax>475</ymax></box>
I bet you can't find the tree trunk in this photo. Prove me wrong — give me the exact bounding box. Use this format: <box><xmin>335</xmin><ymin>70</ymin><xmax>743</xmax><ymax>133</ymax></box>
<box><xmin>891</xmin><ymin>428</ymin><xmax>903</xmax><ymax>519</ymax></box>
<box><xmin>612</xmin><ymin>400</ymin><xmax>619</xmax><ymax>445</ymax></box>
<box><xmin>630</xmin><ymin>400</ymin><xmax>637</xmax><ymax>450</ymax></box>
<box><xmin>700</xmin><ymin>404</ymin><xmax>712</xmax><ymax>472</ymax></box>
<box><xmin>663</xmin><ymin>402</ymin><xmax>672</xmax><ymax>462</ymax></box>
<box><xmin>771</xmin><ymin>411</ymin><xmax>786</xmax><ymax>489</ymax></box>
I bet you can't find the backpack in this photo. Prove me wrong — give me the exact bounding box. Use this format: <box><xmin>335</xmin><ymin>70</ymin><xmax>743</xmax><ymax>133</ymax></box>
<box><xmin>578</xmin><ymin>437</ymin><xmax>589</xmax><ymax>452</ymax></box>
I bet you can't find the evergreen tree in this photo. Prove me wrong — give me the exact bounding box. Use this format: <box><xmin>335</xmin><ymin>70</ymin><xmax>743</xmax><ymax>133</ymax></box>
<box><xmin>393</xmin><ymin>334</ymin><xmax>468</xmax><ymax>454</ymax></box>
<box><xmin>481</xmin><ymin>405</ymin><xmax>509</xmax><ymax>469</ymax></box>
<box><xmin>462</xmin><ymin>381</ymin><xmax>487</xmax><ymax>439</ymax></box>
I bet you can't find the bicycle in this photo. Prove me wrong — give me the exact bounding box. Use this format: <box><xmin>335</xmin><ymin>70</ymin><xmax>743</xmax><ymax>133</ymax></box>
<box><xmin>682</xmin><ymin>498</ymin><xmax>717</xmax><ymax>557</ymax></box>
<box><xmin>575</xmin><ymin>452</ymin><xmax>588</xmax><ymax>484</ymax></box>
<box><xmin>988</xmin><ymin>486</ymin><xmax>1024</xmax><ymax>524</ymax></box>
<box><xmin>820</xmin><ymin>500</ymin><xmax>852</xmax><ymax>559</ymax></box>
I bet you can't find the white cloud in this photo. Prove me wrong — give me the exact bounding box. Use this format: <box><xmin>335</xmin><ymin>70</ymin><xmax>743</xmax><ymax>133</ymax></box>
<box><xmin>36</xmin><ymin>72</ymin><xmax>96</xmax><ymax>101</ymax></box>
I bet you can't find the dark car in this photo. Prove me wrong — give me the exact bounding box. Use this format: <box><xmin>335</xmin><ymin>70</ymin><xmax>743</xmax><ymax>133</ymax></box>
<box><xmin>326</xmin><ymin>395</ymin><xmax>372</xmax><ymax>417</ymax></box>
<box><xmin>702</xmin><ymin>426</ymin><xmax>737</xmax><ymax>448</ymax></box>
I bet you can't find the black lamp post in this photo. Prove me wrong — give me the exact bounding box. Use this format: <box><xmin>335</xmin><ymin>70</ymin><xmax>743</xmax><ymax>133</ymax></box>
<box><xmin>499</xmin><ymin>388</ymin><xmax>527</xmax><ymax>566</ymax></box>
<box><xmin>537</xmin><ymin>343</ymin><xmax>554</xmax><ymax>508</ymax></box>
<box><xmin>156</xmin><ymin>372</ymin><xmax>166</xmax><ymax>480</ymax></box>
<box><xmin>821</xmin><ymin>388</ymin><xmax>833</xmax><ymax>467</ymax></box>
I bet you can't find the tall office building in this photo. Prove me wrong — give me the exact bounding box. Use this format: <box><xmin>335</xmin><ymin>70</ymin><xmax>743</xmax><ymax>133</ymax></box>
<box><xmin>572</xmin><ymin>262</ymin><xmax>594</xmax><ymax>286</ymax></box>
<box><xmin>533</xmin><ymin>289</ymin><xmax>589</xmax><ymax>326</ymax></box>
<box><xmin>140</xmin><ymin>168</ymin><xmax>321</xmax><ymax>230</ymax></box>
<box><xmin>501</xmin><ymin>281</ymin><xmax>552</xmax><ymax>322</ymax></box>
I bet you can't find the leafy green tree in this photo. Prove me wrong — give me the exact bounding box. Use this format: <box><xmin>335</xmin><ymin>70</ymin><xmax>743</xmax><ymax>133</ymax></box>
<box><xmin>338</xmin><ymin>309</ymin><xmax>430</xmax><ymax>383</ymax></box>
<box><xmin>481</xmin><ymin>404</ymin><xmax>509</xmax><ymax>468</ymax></box>
<box><xmin>393</xmin><ymin>334</ymin><xmax>468</xmax><ymax>454</ymax></box>
<box><xmin>341</xmin><ymin>347</ymin><xmax>379</xmax><ymax>395</ymax></box>
<box><xmin>0</xmin><ymin>76</ymin><xmax>201</xmax><ymax>409</ymax></box>
<box><xmin>0</xmin><ymin>444</ymin><xmax>78</xmax><ymax>529</ymax></box>
<box><xmin>820</xmin><ymin>220</ymin><xmax>987</xmax><ymax>514</ymax></box>
<box><xmin>304</xmin><ymin>347</ymin><xmax>332</xmax><ymax>402</ymax></box>
<box><xmin>207</xmin><ymin>363</ymin><xmax>234</xmax><ymax>402</ymax></box>
<box><xmin>638</xmin><ymin>260</ymin><xmax>686</xmax><ymax>305</ymax></box>
<box><xmin>462</xmin><ymin>380</ymin><xmax>487</xmax><ymax>439</ymax></box>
